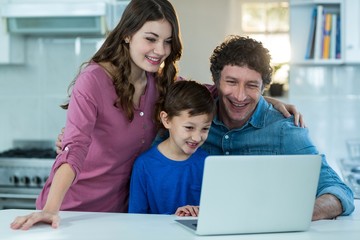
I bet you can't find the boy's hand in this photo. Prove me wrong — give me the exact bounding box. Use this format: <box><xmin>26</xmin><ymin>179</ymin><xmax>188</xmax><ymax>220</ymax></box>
<box><xmin>175</xmin><ymin>205</ymin><xmax>199</xmax><ymax>217</ymax></box>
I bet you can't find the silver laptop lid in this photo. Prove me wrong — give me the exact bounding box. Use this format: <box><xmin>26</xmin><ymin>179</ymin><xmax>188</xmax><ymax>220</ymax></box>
<box><xmin>196</xmin><ymin>154</ymin><xmax>321</xmax><ymax>235</ymax></box>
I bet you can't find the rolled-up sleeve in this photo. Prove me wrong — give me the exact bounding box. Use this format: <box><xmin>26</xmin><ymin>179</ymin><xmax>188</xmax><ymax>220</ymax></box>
<box><xmin>55</xmin><ymin>72</ymin><xmax>99</xmax><ymax>184</ymax></box>
<box><xmin>317</xmin><ymin>155</ymin><xmax>355</xmax><ymax>216</ymax></box>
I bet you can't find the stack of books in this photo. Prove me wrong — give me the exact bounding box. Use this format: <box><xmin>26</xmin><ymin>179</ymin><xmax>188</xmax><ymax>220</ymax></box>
<box><xmin>305</xmin><ymin>5</ymin><xmax>341</xmax><ymax>60</ymax></box>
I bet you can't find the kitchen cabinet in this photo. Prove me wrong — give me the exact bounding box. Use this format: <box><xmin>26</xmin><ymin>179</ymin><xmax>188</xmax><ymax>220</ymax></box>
<box><xmin>0</xmin><ymin>33</ymin><xmax>24</xmax><ymax>64</ymax></box>
<box><xmin>0</xmin><ymin>11</ymin><xmax>24</xmax><ymax>64</ymax></box>
<box><xmin>290</xmin><ymin>0</ymin><xmax>360</xmax><ymax>64</ymax></box>
<box><xmin>344</xmin><ymin>0</ymin><xmax>360</xmax><ymax>63</ymax></box>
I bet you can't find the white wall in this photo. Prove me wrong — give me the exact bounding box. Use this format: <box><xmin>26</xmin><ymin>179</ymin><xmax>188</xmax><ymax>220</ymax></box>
<box><xmin>0</xmin><ymin>38</ymin><xmax>99</xmax><ymax>150</ymax></box>
<box><xmin>289</xmin><ymin>66</ymin><xmax>360</xmax><ymax>172</ymax></box>
<box><xmin>171</xmin><ymin>0</ymin><xmax>243</xmax><ymax>83</ymax></box>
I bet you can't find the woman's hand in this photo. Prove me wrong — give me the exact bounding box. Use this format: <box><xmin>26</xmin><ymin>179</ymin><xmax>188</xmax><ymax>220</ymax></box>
<box><xmin>55</xmin><ymin>127</ymin><xmax>65</xmax><ymax>154</ymax></box>
<box><xmin>264</xmin><ymin>96</ymin><xmax>305</xmax><ymax>127</ymax></box>
<box><xmin>11</xmin><ymin>163</ymin><xmax>75</xmax><ymax>230</ymax></box>
<box><xmin>175</xmin><ymin>205</ymin><xmax>199</xmax><ymax>217</ymax></box>
<box><xmin>10</xmin><ymin>211</ymin><xmax>60</xmax><ymax>230</ymax></box>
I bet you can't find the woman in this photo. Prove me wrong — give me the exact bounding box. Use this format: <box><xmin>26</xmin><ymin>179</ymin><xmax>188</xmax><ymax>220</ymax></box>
<box><xmin>11</xmin><ymin>0</ymin><xmax>182</xmax><ymax>230</ymax></box>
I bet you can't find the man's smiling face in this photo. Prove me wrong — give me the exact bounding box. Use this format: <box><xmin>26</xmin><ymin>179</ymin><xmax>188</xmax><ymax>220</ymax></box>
<box><xmin>217</xmin><ymin>65</ymin><xmax>264</xmax><ymax>129</ymax></box>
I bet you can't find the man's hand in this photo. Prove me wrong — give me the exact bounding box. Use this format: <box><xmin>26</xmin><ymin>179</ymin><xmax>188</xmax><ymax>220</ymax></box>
<box><xmin>312</xmin><ymin>194</ymin><xmax>343</xmax><ymax>221</ymax></box>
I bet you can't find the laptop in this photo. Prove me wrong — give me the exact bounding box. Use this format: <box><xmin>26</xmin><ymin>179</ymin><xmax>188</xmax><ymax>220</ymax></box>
<box><xmin>175</xmin><ymin>154</ymin><xmax>322</xmax><ymax>235</ymax></box>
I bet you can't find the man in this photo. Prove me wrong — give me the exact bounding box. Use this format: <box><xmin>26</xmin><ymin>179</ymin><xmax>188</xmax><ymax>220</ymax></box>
<box><xmin>202</xmin><ymin>35</ymin><xmax>354</xmax><ymax>220</ymax></box>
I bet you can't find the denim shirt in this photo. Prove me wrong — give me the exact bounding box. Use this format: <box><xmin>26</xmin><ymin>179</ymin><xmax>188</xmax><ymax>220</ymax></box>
<box><xmin>202</xmin><ymin>96</ymin><xmax>354</xmax><ymax>216</ymax></box>
<box><xmin>153</xmin><ymin>96</ymin><xmax>355</xmax><ymax>216</ymax></box>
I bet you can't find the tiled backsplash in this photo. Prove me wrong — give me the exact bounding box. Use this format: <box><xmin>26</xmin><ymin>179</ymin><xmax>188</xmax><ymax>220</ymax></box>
<box><xmin>289</xmin><ymin>66</ymin><xmax>360</xmax><ymax>172</ymax></box>
<box><xmin>0</xmin><ymin>37</ymin><xmax>100</xmax><ymax>150</ymax></box>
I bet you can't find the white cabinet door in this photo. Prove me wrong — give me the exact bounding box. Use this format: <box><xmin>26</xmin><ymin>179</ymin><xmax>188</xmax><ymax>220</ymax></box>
<box><xmin>344</xmin><ymin>0</ymin><xmax>360</xmax><ymax>63</ymax></box>
<box><xmin>0</xmin><ymin>34</ymin><xmax>24</xmax><ymax>64</ymax></box>
<box><xmin>0</xmin><ymin>6</ymin><xmax>24</xmax><ymax>64</ymax></box>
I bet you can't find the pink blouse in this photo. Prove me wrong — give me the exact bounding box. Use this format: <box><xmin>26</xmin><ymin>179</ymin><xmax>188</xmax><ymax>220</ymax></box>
<box><xmin>36</xmin><ymin>62</ymin><xmax>158</xmax><ymax>212</ymax></box>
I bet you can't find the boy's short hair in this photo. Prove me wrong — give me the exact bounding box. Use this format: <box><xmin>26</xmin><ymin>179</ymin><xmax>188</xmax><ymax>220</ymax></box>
<box><xmin>163</xmin><ymin>80</ymin><xmax>215</xmax><ymax>119</ymax></box>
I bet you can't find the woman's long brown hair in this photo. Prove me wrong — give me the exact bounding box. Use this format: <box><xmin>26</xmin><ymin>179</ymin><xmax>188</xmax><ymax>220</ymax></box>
<box><xmin>61</xmin><ymin>0</ymin><xmax>182</xmax><ymax>122</ymax></box>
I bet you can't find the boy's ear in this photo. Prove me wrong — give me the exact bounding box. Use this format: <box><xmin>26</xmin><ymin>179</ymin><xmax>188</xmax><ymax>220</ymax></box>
<box><xmin>160</xmin><ymin>111</ymin><xmax>171</xmax><ymax>129</ymax></box>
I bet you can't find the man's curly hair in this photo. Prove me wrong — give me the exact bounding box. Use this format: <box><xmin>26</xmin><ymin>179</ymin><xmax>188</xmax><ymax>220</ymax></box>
<box><xmin>210</xmin><ymin>35</ymin><xmax>273</xmax><ymax>88</ymax></box>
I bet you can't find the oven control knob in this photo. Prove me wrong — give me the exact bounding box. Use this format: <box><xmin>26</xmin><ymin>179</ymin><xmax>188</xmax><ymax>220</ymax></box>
<box><xmin>32</xmin><ymin>176</ymin><xmax>42</xmax><ymax>185</ymax></box>
<box><xmin>20</xmin><ymin>176</ymin><xmax>30</xmax><ymax>185</ymax></box>
<box><xmin>9</xmin><ymin>176</ymin><xmax>20</xmax><ymax>185</ymax></box>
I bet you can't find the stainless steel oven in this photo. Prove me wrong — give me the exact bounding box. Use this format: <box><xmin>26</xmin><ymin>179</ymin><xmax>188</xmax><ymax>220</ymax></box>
<box><xmin>0</xmin><ymin>140</ymin><xmax>55</xmax><ymax>209</ymax></box>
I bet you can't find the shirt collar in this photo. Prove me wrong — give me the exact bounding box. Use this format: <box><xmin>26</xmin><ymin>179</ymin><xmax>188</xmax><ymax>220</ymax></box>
<box><xmin>248</xmin><ymin>96</ymin><xmax>268</xmax><ymax>129</ymax></box>
<box><xmin>213</xmin><ymin>96</ymin><xmax>269</xmax><ymax>130</ymax></box>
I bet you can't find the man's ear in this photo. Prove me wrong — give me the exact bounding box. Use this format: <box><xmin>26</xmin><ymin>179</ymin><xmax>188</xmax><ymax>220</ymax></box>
<box><xmin>261</xmin><ymin>88</ymin><xmax>265</xmax><ymax>95</ymax></box>
<box><xmin>160</xmin><ymin>111</ymin><xmax>171</xmax><ymax>129</ymax></box>
<box><xmin>261</xmin><ymin>84</ymin><xmax>266</xmax><ymax>95</ymax></box>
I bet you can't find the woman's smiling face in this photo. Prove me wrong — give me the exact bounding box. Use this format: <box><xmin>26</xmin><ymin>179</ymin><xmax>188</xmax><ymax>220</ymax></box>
<box><xmin>127</xmin><ymin>19</ymin><xmax>172</xmax><ymax>73</ymax></box>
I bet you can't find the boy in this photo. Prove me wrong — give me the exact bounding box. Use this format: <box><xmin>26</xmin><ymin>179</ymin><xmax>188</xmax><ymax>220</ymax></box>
<box><xmin>128</xmin><ymin>80</ymin><xmax>215</xmax><ymax>216</ymax></box>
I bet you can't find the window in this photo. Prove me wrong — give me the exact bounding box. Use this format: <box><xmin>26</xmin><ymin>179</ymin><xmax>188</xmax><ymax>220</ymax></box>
<box><xmin>241</xmin><ymin>1</ymin><xmax>290</xmax><ymax>91</ymax></box>
<box><xmin>241</xmin><ymin>1</ymin><xmax>289</xmax><ymax>64</ymax></box>
<box><xmin>242</xmin><ymin>2</ymin><xmax>289</xmax><ymax>33</ymax></box>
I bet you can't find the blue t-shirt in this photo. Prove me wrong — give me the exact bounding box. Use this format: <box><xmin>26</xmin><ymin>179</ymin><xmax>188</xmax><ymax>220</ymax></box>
<box><xmin>128</xmin><ymin>145</ymin><xmax>208</xmax><ymax>214</ymax></box>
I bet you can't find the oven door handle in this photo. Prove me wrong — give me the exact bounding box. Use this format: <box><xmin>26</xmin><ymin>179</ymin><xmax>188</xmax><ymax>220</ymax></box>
<box><xmin>0</xmin><ymin>193</ymin><xmax>38</xmax><ymax>199</ymax></box>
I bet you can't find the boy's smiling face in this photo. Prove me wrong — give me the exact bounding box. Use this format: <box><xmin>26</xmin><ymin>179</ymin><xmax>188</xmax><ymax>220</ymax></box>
<box><xmin>160</xmin><ymin>110</ymin><xmax>212</xmax><ymax>160</ymax></box>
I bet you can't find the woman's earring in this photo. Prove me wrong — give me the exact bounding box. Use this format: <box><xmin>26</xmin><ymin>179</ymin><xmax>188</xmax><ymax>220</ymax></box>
<box><xmin>124</xmin><ymin>38</ymin><xmax>129</xmax><ymax>43</ymax></box>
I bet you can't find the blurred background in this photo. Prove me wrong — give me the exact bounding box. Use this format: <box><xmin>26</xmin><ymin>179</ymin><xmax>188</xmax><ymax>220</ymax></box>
<box><xmin>0</xmin><ymin>0</ymin><xmax>359</xmax><ymax>176</ymax></box>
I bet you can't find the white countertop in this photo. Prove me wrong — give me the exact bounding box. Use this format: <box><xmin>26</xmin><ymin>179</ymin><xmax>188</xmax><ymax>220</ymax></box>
<box><xmin>1</xmin><ymin>200</ymin><xmax>359</xmax><ymax>240</ymax></box>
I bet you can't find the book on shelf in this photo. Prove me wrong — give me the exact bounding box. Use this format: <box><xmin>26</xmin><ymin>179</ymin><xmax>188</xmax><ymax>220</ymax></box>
<box><xmin>322</xmin><ymin>13</ymin><xmax>332</xmax><ymax>59</ymax></box>
<box><xmin>313</xmin><ymin>5</ymin><xmax>324</xmax><ymax>60</ymax></box>
<box><xmin>335</xmin><ymin>15</ymin><xmax>341</xmax><ymax>59</ymax></box>
<box><xmin>305</xmin><ymin>7</ymin><xmax>317</xmax><ymax>59</ymax></box>
<box><xmin>330</xmin><ymin>14</ymin><xmax>337</xmax><ymax>59</ymax></box>
<box><xmin>304</xmin><ymin>5</ymin><xmax>341</xmax><ymax>61</ymax></box>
